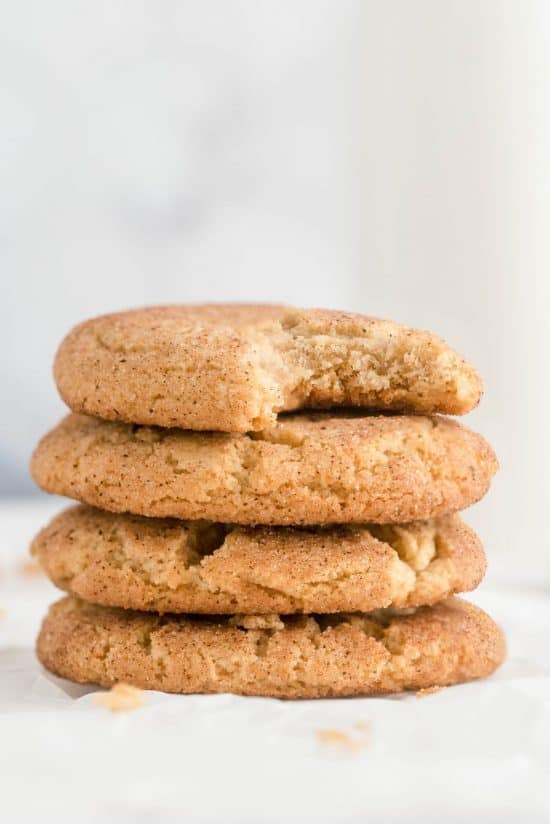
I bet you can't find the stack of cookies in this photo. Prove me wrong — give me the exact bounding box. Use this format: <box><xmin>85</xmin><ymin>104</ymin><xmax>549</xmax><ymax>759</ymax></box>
<box><xmin>30</xmin><ymin>305</ymin><xmax>505</xmax><ymax>699</ymax></box>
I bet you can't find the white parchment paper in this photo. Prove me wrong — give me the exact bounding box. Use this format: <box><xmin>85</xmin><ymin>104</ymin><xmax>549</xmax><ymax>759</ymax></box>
<box><xmin>1</xmin><ymin>501</ymin><xmax>549</xmax><ymax>823</ymax></box>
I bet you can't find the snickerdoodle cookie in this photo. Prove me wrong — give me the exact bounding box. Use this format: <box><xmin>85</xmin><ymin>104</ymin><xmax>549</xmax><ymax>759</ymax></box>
<box><xmin>37</xmin><ymin>596</ymin><xmax>505</xmax><ymax>698</ymax></box>
<box><xmin>53</xmin><ymin>305</ymin><xmax>482</xmax><ymax>431</ymax></box>
<box><xmin>31</xmin><ymin>412</ymin><xmax>497</xmax><ymax>525</ymax></box>
<box><xmin>32</xmin><ymin>506</ymin><xmax>486</xmax><ymax>614</ymax></box>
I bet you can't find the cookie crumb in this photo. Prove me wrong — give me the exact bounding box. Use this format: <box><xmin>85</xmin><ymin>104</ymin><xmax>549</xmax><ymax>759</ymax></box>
<box><xmin>228</xmin><ymin>614</ymin><xmax>284</xmax><ymax>631</ymax></box>
<box><xmin>94</xmin><ymin>683</ymin><xmax>144</xmax><ymax>712</ymax></box>
<box><xmin>18</xmin><ymin>558</ymin><xmax>43</xmax><ymax>577</ymax></box>
<box><xmin>317</xmin><ymin>724</ymin><xmax>369</xmax><ymax>752</ymax></box>
<box><xmin>416</xmin><ymin>685</ymin><xmax>445</xmax><ymax>698</ymax></box>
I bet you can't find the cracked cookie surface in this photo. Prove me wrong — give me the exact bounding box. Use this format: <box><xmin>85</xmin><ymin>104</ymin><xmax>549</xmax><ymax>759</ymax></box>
<box><xmin>32</xmin><ymin>506</ymin><xmax>486</xmax><ymax>614</ymax></box>
<box><xmin>53</xmin><ymin>305</ymin><xmax>482</xmax><ymax>432</ymax></box>
<box><xmin>36</xmin><ymin>596</ymin><xmax>505</xmax><ymax>698</ymax></box>
<box><xmin>31</xmin><ymin>411</ymin><xmax>497</xmax><ymax>525</ymax></box>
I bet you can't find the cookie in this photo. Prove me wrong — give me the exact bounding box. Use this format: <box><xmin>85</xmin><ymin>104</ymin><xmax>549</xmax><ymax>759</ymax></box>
<box><xmin>31</xmin><ymin>412</ymin><xmax>497</xmax><ymax>525</ymax></box>
<box><xmin>53</xmin><ymin>305</ymin><xmax>482</xmax><ymax>432</ymax></box>
<box><xmin>32</xmin><ymin>506</ymin><xmax>486</xmax><ymax>614</ymax></box>
<box><xmin>36</xmin><ymin>596</ymin><xmax>505</xmax><ymax>698</ymax></box>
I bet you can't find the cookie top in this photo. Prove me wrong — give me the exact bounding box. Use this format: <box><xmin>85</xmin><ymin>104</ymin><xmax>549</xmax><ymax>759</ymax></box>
<box><xmin>32</xmin><ymin>506</ymin><xmax>486</xmax><ymax>614</ymax></box>
<box><xmin>31</xmin><ymin>412</ymin><xmax>498</xmax><ymax>525</ymax></box>
<box><xmin>37</xmin><ymin>596</ymin><xmax>506</xmax><ymax>698</ymax></box>
<box><xmin>53</xmin><ymin>305</ymin><xmax>482</xmax><ymax>431</ymax></box>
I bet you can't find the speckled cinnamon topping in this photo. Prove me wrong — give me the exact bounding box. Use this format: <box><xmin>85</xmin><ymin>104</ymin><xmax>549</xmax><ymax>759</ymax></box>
<box><xmin>32</xmin><ymin>505</ymin><xmax>486</xmax><ymax>614</ymax></box>
<box><xmin>53</xmin><ymin>305</ymin><xmax>482</xmax><ymax>432</ymax></box>
<box><xmin>31</xmin><ymin>411</ymin><xmax>497</xmax><ymax>525</ymax></box>
<box><xmin>37</xmin><ymin>596</ymin><xmax>506</xmax><ymax>698</ymax></box>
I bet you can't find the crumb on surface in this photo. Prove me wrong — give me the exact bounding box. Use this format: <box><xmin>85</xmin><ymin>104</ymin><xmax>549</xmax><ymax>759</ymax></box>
<box><xmin>416</xmin><ymin>685</ymin><xmax>445</xmax><ymax>698</ymax></box>
<box><xmin>316</xmin><ymin>724</ymin><xmax>369</xmax><ymax>752</ymax></box>
<box><xmin>94</xmin><ymin>683</ymin><xmax>144</xmax><ymax>712</ymax></box>
<box><xmin>19</xmin><ymin>558</ymin><xmax>43</xmax><ymax>577</ymax></box>
<box><xmin>0</xmin><ymin>608</ymin><xmax>5</xmax><ymax>620</ymax></box>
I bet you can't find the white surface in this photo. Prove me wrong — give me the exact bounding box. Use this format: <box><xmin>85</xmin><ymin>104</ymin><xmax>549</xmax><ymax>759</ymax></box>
<box><xmin>1</xmin><ymin>500</ymin><xmax>549</xmax><ymax>823</ymax></box>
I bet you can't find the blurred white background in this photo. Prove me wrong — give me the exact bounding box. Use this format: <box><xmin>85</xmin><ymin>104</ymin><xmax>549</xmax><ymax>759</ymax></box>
<box><xmin>1</xmin><ymin>1</ymin><xmax>548</xmax><ymax>581</ymax></box>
